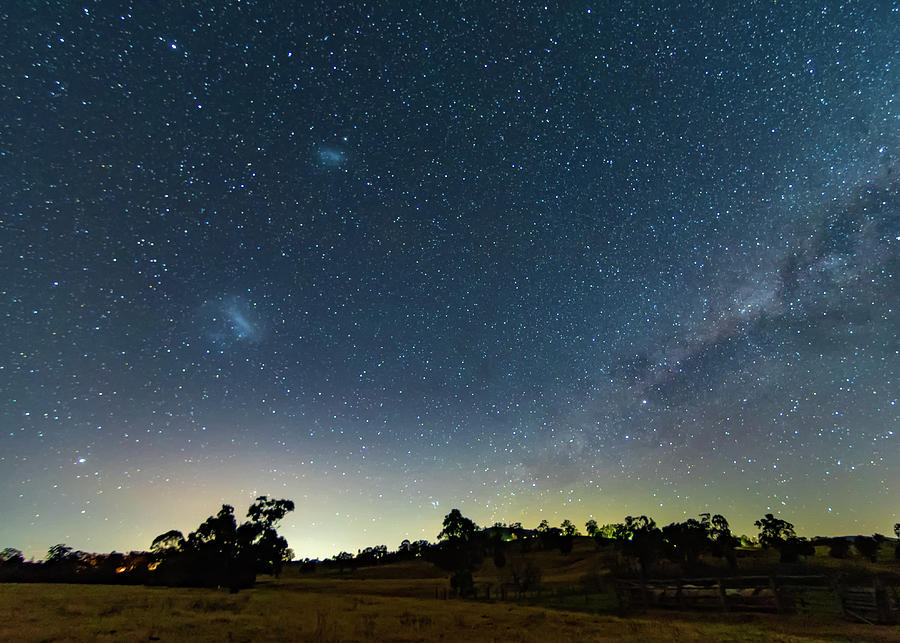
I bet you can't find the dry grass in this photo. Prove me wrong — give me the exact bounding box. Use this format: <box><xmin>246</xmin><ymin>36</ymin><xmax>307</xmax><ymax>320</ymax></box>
<box><xmin>2</xmin><ymin>542</ymin><xmax>898</xmax><ymax>641</ymax></box>
<box><xmin>2</xmin><ymin>579</ymin><xmax>898</xmax><ymax>642</ymax></box>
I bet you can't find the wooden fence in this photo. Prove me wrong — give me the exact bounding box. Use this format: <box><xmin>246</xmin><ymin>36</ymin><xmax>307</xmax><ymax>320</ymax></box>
<box><xmin>613</xmin><ymin>575</ymin><xmax>898</xmax><ymax>624</ymax></box>
<box><xmin>433</xmin><ymin>574</ymin><xmax>899</xmax><ymax>625</ymax></box>
<box><xmin>834</xmin><ymin>577</ymin><xmax>899</xmax><ymax>625</ymax></box>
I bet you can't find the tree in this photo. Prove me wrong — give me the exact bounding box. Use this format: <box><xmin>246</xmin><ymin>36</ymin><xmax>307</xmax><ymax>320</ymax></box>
<box><xmin>430</xmin><ymin>510</ymin><xmax>483</xmax><ymax>596</ymax></box>
<box><xmin>703</xmin><ymin>514</ymin><xmax>739</xmax><ymax>570</ymax></box>
<box><xmin>828</xmin><ymin>538</ymin><xmax>851</xmax><ymax>559</ymax></box>
<box><xmin>701</xmin><ymin>513</ymin><xmax>731</xmax><ymax>540</ymax></box>
<box><xmin>252</xmin><ymin>529</ymin><xmax>291</xmax><ymax>577</ymax></box>
<box><xmin>150</xmin><ymin>529</ymin><xmax>185</xmax><ymax>556</ymax></box>
<box><xmin>155</xmin><ymin>497</ymin><xmax>295</xmax><ymax>589</ymax></box>
<box><xmin>333</xmin><ymin>551</ymin><xmax>354</xmax><ymax>575</ymax></box>
<box><xmin>754</xmin><ymin>514</ymin><xmax>795</xmax><ymax>548</ymax></box>
<box><xmin>0</xmin><ymin>548</ymin><xmax>24</xmax><ymax>566</ymax></box>
<box><xmin>46</xmin><ymin>544</ymin><xmax>74</xmax><ymax>564</ymax></box>
<box><xmin>620</xmin><ymin>516</ymin><xmax>663</xmax><ymax>577</ymax></box>
<box><xmin>597</xmin><ymin>523</ymin><xmax>623</xmax><ymax>540</ymax></box>
<box><xmin>895</xmin><ymin>524</ymin><xmax>900</xmax><ymax>560</ymax></box>
<box><xmin>854</xmin><ymin>536</ymin><xmax>880</xmax><ymax>563</ymax></box>
<box><xmin>246</xmin><ymin>496</ymin><xmax>295</xmax><ymax>532</ymax></box>
<box><xmin>244</xmin><ymin>496</ymin><xmax>295</xmax><ymax>577</ymax></box>
<box><xmin>356</xmin><ymin>545</ymin><xmax>388</xmax><ymax>566</ymax></box>
<box><xmin>754</xmin><ymin>514</ymin><xmax>814</xmax><ymax>563</ymax></box>
<box><xmin>662</xmin><ymin>519</ymin><xmax>709</xmax><ymax>570</ymax></box>
<box><xmin>437</xmin><ymin>509</ymin><xmax>478</xmax><ymax>542</ymax></box>
<box><xmin>778</xmin><ymin>537</ymin><xmax>815</xmax><ymax>563</ymax></box>
<box><xmin>492</xmin><ymin>545</ymin><xmax>507</xmax><ymax>570</ymax></box>
<box><xmin>409</xmin><ymin>540</ymin><xmax>431</xmax><ymax>558</ymax></box>
<box><xmin>510</xmin><ymin>560</ymin><xmax>542</xmax><ymax>594</ymax></box>
<box><xmin>560</xmin><ymin>519</ymin><xmax>580</xmax><ymax>537</ymax></box>
<box><xmin>188</xmin><ymin>505</ymin><xmax>239</xmax><ymax>556</ymax></box>
<box><xmin>397</xmin><ymin>539</ymin><xmax>413</xmax><ymax>560</ymax></box>
<box><xmin>585</xmin><ymin>519</ymin><xmax>599</xmax><ymax>538</ymax></box>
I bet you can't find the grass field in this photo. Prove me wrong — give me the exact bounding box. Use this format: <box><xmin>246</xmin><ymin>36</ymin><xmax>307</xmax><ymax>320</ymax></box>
<box><xmin>2</xmin><ymin>540</ymin><xmax>899</xmax><ymax>641</ymax></box>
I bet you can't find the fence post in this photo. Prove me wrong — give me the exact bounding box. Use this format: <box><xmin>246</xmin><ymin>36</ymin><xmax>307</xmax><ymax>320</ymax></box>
<box><xmin>718</xmin><ymin>578</ymin><xmax>728</xmax><ymax>612</ymax></box>
<box><xmin>830</xmin><ymin>575</ymin><xmax>845</xmax><ymax>618</ymax></box>
<box><xmin>874</xmin><ymin>577</ymin><xmax>890</xmax><ymax>624</ymax></box>
<box><xmin>769</xmin><ymin>576</ymin><xmax>783</xmax><ymax>613</ymax></box>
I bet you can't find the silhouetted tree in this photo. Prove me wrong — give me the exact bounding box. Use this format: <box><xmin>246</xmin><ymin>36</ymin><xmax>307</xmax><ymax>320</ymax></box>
<box><xmin>252</xmin><ymin>529</ymin><xmax>291</xmax><ymax>577</ymax></box>
<box><xmin>0</xmin><ymin>548</ymin><xmax>24</xmax><ymax>566</ymax></box>
<box><xmin>429</xmin><ymin>509</ymin><xmax>483</xmax><ymax>596</ymax></box>
<box><xmin>547</xmin><ymin>520</ymin><xmax>574</xmax><ymax>555</ymax></box>
<box><xmin>510</xmin><ymin>559</ymin><xmax>542</xmax><ymax>594</ymax></box>
<box><xmin>620</xmin><ymin>516</ymin><xmax>663</xmax><ymax>577</ymax></box>
<box><xmin>754</xmin><ymin>514</ymin><xmax>795</xmax><ymax>548</ymax></box>
<box><xmin>585</xmin><ymin>519</ymin><xmax>599</xmax><ymax>538</ymax></box>
<box><xmin>0</xmin><ymin>547</ymin><xmax>25</xmax><ymax>581</ymax></box>
<box><xmin>242</xmin><ymin>496</ymin><xmax>295</xmax><ymax>576</ymax></box>
<box><xmin>153</xmin><ymin>497</ymin><xmax>294</xmax><ymax>590</ymax></box>
<box><xmin>662</xmin><ymin>519</ymin><xmax>709</xmax><ymax>570</ymax></box>
<box><xmin>438</xmin><ymin>509</ymin><xmax>479</xmax><ymax>542</ymax></box>
<box><xmin>150</xmin><ymin>530</ymin><xmax>185</xmax><ymax>557</ymax></box>
<box><xmin>754</xmin><ymin>514</ymin><xmax>817</xmax><ymax>563</ymax></box>
<box><xmin>246</xmin><ymin>496</ymin><xmax>295</xmax><ymax>530</ymax></box>
<box><xmin>537</xmin><ymin>525</ymin><xmax>562</xmax><ymax>552</ymax></box>
<box><xmin>357</xmin><ymin>545</ymin><xmax>388</xmax><ymax>566</ymax></box>
<box><xmin>704</xmin><ymin>513</ymin><xmax>739</xmax><ymax>570</ymax></box>
<box><xmin>333</xmin><ymin>551</ymin><xmax>354</xmax><ymax>574</ymax></box>
<box><xmin>493</xmin><ymin>545</ymin><xmax>507</xmax><ymax>570</ymax></box>
<box><xmin>895</xmin><ymin>523</ymin><xmax>900</xmax><ymax>560</ymax></box>
<box><xmin>46</xmin><ymin>544</ymin><xmax>75</xmax><ymax>564</ymax></box>
<box><xmin>609</xmin><ymin>522</ymin><xmax>628</xmax><ymax>538</ymax></box>
<box><xmin>779</xmin><ymin>537</ymin><xmax>815</xmax><ymax>563</ymax></box>
<box><xmin>854</xmin><ymin>535</ymin><xmax>881</xmax><ymax>563</ymax></box>
<box><xmin>188</xmin><ymin>505</ymin><xmax>238</xmax><ymax>553</ymax></box>
<box><xmin>560</xmin><ymin>519</ymin><xmax>580</xmax><ymax>537</ymax></box>
<box><xmin>409</xmin><ymin>540</ymin><xmax>431</xmax><ymax>558</ymax></box>
<box><xmin>828</xmin><ymin>538</ymin><xmax>851</xmax><ymax>559</ymax></box>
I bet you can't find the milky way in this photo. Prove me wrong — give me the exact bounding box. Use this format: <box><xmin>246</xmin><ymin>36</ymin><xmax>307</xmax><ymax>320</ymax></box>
<box><xmin>1</xmin><ymin>2</ymin><xmax>897</xmax><ymax>559</ymax></box>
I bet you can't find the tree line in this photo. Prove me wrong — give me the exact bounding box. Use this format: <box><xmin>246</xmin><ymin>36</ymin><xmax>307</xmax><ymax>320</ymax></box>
<box><xmin>289</xmin><ymin>512</ymin><xmax>898</xmax><ymax>597</ymax></box>
<box><xmin>0</xmin><ymin>496</ymin><xmax>294</xmax><ymax>591</ymax></box>
<box><xmin>1</xmin><ymin>503</ymin><xmax>896</xmax><ymax>595</ymax></box>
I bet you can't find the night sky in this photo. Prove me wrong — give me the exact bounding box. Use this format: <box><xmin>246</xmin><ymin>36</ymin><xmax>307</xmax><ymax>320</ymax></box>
<box><xmin>2</xmin><ymin>1</ymin><xmax>898</xmax><ymax>561</ymax></box>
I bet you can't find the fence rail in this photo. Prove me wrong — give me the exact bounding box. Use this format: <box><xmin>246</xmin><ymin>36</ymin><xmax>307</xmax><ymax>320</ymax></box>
<box><xmin>833</xmin><ymin>578</ymin><xmax>898</xmax><ymax>625</ymax></box>
<box><xmin>613</xmin><ymin>575</ymin><xmax>898</xmax><ymax>624</ymax></box>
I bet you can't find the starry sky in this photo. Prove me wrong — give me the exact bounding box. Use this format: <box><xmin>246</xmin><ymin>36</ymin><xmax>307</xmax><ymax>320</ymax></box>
<box><xmin>1</xmin><ymin>1</ymin><xmax>898</xmax><ymax>560</ymax></box>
